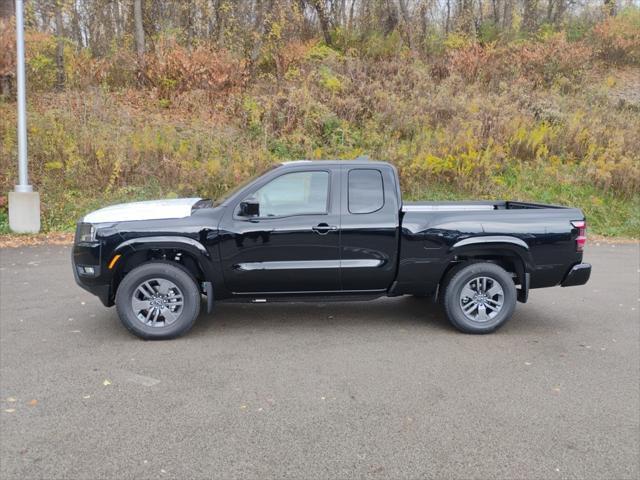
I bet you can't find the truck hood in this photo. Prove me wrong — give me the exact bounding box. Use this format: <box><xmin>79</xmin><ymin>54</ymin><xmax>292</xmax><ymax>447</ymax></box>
<box><xmin>83</xmin><ymin>198</ymin><xmax>205</xmax><ymax>223</ymax></box>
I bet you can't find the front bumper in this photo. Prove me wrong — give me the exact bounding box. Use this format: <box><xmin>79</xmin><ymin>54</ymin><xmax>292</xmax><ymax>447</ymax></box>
<box><xmin>561</xmin><ymin>263</ymin><xmax>592</xmax><ymax>287</ymax></box>
<box><xmin>72</xmin><ymin>241</ymin><xmax>114</xmax><ymax>307</ymax></box>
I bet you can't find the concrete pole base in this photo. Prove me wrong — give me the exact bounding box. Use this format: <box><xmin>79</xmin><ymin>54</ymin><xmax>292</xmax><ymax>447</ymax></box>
<box><xmin>8</xmin><ymin>191</ymin><xmax>41</xmax><ymax>233</ymax></box>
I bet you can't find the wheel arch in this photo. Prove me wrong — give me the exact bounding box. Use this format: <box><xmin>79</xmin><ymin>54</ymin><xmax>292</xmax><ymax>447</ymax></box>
<box><xmin>437</xmin><ymin>236</ymin><xmax>532</xmax><ymax>299</ymax></box>
<box><xmin>108</xmin><ymin>236</ymin><xmax>217</xmax><ymax>298</ymax></box>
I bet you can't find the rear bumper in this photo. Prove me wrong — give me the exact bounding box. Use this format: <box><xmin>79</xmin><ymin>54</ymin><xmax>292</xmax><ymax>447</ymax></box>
<box><xmin>561</xmin><ymin>263</ymin><xmax>591</xmax><ymax>287</ymax></box>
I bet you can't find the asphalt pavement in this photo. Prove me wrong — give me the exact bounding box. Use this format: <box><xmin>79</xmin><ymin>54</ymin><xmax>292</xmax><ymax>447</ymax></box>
<box><xmin>0</xmin><ymin>243</ymin><xmax>638</xmax><ymax>480</ymax></box>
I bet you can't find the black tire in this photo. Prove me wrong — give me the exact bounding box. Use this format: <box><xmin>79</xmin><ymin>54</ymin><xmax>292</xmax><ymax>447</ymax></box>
<box><xmin>442</xmin><ymin>262</ymin><xmax>516</xmax><ymax>334</ymax></box>
<box><xmin>115</xmin><ymin>261</ymin><xmax>201</xmax><ymax>340</ymax></box>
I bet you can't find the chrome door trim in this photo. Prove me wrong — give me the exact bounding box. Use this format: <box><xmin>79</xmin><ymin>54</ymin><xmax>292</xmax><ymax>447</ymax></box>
<box><xmin>235</xmin><ymin>259</ymin><xmax>383</xmax><ymax>271</ymax></box>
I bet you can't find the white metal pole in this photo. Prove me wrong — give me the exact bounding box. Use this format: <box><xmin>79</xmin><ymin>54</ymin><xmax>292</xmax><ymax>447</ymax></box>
<box><xmin>8</xmin><ymin>0</ymin><xmax>39</xmax><ymax>234</ymax></box>
<box><xmin>15</xmin><ymin>0</ymin><xmax>31</xmax><ymax>193</ymax></box>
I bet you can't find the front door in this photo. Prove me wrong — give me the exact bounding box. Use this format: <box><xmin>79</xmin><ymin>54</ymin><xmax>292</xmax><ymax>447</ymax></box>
<box><xmin>218</xmin><ymin>168</ymin><xmax>341</xmax><ymax>294</ymax></box>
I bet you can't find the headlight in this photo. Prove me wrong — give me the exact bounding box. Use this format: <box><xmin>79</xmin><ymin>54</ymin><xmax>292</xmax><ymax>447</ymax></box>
<box><xmin>75</xmin><ymin>223</ymin><xmax>96</xmax><ymax>243</ymax></box>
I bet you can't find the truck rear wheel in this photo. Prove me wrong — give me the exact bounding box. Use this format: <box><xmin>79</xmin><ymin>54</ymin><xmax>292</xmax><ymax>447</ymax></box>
<box><xmin>115</xmin><ymin>261</ymin><xmax>201</xmax><ymax>340</ymax></box>
<box><xmin>442</xmin><ymin>262</ymin><xmax>516</xmax><ymax>334</ymax></box>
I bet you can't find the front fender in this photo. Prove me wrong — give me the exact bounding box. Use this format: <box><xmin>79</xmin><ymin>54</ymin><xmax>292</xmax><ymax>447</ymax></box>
<box><xmin>114</xmin><ymin>235</ymin><xmax>210</xmax><ymax>258</ymax></box>
<box><xmin>112</xmin><ymin>235</ymin><xmax>218</xmax><ymax>286</ymax></box>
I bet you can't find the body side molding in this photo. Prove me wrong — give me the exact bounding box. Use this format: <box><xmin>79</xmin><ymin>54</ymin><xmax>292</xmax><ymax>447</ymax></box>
<box><xmin>235</xmin><ymin>259</ymin><xmax>383</xmax><ymax>271</ymax></box>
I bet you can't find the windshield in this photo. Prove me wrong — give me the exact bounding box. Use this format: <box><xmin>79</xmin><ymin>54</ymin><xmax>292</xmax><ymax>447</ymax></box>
<box><xmin>212</xmin><ymin>164</ymin><xmax>279</xmax><ymax>207</ymax></box>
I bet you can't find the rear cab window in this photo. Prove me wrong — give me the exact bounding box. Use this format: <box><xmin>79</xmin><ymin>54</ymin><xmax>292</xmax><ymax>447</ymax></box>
<box><xmin>348</xmin><ymin>169</ymin><xmax>384</xmax><ymax>214</ymax></box>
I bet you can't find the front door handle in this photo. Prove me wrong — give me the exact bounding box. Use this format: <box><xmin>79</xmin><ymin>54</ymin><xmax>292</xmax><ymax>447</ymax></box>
<box><xmin>312</xmin><ymin>223</ymin><xmax>338</xmax><ymax>235</ymax></box>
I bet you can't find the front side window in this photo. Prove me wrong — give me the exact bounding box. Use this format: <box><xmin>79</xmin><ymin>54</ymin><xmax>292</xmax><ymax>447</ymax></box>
<box><xmin>247</xmin><ymin>171</ymin><xmax>329</xmax><ymax>217</ymax></box>
<box><xmin>348</xmin><ymin>169</ymin><xmax>384</xmax><ymax>214</ymax></box>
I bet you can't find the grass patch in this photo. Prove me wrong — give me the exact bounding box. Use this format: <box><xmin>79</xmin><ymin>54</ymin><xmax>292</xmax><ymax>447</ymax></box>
<box><xmin>0</xmin><ymin>211</ymin><xmax>10</xmax><ymax>235</ymax></box>
<box><xmin>1</xmin><ymin>176</ymin><xmax>637</xmax><ymax>238</ymax></box>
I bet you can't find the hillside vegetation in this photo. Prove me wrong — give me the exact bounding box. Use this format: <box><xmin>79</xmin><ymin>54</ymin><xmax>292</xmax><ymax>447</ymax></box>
<box><xmin>1</xmin><ymin>2</ymin><xmax>639</xmax><ymax>236</ymax></box>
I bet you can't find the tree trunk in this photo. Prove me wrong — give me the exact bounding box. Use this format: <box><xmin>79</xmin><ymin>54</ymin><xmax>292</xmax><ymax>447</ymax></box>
<box><xmin>603</xmin><ymin>0</ymin><xmax>616</xmax><ymax>16</ymax></box>
<box><xmin>460</xmin><ymin>0</ymin><xmax>475</xmax><ymax>36</ymax></box>
<box><xmin>182</xmin><ymin>0</ymin><xmax>193</xmax><ymax>47</ymax></box>
<box><xmin>0</xmin><ymin>9</ymin><xmax>12</xmax><ymax>100</ymax></box>
<box><xmin>446</xmin><ymin>0</ymin><xmax>451</xmax><ymax>33</ymax></box>
<box><xmin>398</xmin><ymin>0</ymin><xmax>413</xmax><ymax>49</ymax></box>
<box><xmin>311</xmin><ymin>0</ymin><xmax>333</xmax><ymax>46</ymax></box>
<box><xmin>71</xmin><ymin>1</ymin><xmax>83</xmax><ymax>47</ymax></box>
<box><xmin>134</xmin><ymin>0</ymin><xmax>145</xmax><ymax>59</ymax></box>
<box><xmin>54</xmin><ymin>2</ymin><xmax>65</xmax><ymax>91</ymax></box>
<box><xmin>348</xmin><ymin>0</ymin><xmax>355</xmax><ymax>29</ymax></box>
<box><xmin>502</xmin><ymin>0</ymin><xmax>513</xmax><ymax>30</ymax></box>
<box><xmin>523</xmin><ymin>0</ymin><xmax>538</xmax><ymax>32</ymax></box>
<box><xmin>553</xmin><ymin>0</ymin><xmax>567</xmax><ymax>23</ymax></box>
<box><xmin>213</xmin><ymin>0</ymin><xmax>223</xmax><ymax>42</ymax></box>
<box><xmin>419</xmin><ymin>1</ymin><xmax>429</xmax><ymax>39</ymax></box>
<box><xmin>249</xmin><ymin>0</ymin><xmax>266</xmax><ymax>66</ymax></box>
<box><xmin>492</xmin><ymin>0</ymin><xmax>500</xmax><ymax>24</ymax></box>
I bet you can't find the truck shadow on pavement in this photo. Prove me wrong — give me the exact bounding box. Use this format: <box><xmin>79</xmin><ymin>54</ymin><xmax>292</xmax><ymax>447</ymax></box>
<box><xmin>91</xmin><ymin>295</ymin><xmax>558</xmax><ymax>340</ymax></box>
<box><xmin>182</xmin><ymin>295</ymin><xmax>553</xmax><ymax>339</ymax></box>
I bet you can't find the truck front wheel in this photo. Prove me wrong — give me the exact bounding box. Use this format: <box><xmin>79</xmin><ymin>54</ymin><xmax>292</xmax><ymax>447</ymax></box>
<box><xmin>443</xmin><ymin>262</ymin><xmax>516</xmax><ymax>334</ymax></box>
<box><xmin>115</xmin><ymin>261</ymin><xmax>201</xmax><ymax>340</ymax></box>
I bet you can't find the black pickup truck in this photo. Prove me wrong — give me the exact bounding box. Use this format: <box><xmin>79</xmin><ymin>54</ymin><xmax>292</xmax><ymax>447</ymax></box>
<box><xmin>72</xmin><ymin>159</ymin><xmax>591</xmax><ymax>339</ymax></box>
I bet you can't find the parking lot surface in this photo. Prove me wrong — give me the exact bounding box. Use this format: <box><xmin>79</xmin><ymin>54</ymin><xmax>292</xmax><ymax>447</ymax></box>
<box><xmin>1</xmin><ymin>243</ymin><xmax>638</xmax><ymax>479</ymax></box>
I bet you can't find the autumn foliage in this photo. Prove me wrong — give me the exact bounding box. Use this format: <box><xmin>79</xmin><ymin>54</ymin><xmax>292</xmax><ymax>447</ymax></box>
<box><xmin>0</xmin><ymin>6</ymin><xmax>639</xmax><ymax>236</ymax></box>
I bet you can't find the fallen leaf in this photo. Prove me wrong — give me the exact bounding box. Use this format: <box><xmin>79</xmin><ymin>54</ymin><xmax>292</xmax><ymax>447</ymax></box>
<box><xmin>27</xmin><ymin>399</ymin><xmax>38</xmax><ymax>406</ymax></box>
<box><xmin>103</xmin><ymin>379</ymin><xmax>112</xmax><ymax>386</ymax></box>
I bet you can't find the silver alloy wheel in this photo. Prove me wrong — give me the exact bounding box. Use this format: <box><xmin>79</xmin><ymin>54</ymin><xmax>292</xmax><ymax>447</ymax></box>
<box><xmin>131</xmin><ymin>278</ymin><xmax>184</xmax><ymax>327</ymax></box>
<box><xmin>459</xmin><ymin>276</ymin><xmax>505</xmax><ymax>323</ymax></box>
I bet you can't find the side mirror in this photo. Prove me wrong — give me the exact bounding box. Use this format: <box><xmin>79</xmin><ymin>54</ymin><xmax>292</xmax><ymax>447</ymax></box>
<box><xmin>239</xmin><ymin>198</ymin><xmax>259</xmax><ymax>217</ymax></box>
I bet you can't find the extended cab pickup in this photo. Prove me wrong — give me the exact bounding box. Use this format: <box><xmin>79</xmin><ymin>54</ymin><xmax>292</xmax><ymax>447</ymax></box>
<box><xmin>72</xmin><ymin>160</ymin><xmax>591</xmax><ymax>339</ymax></box>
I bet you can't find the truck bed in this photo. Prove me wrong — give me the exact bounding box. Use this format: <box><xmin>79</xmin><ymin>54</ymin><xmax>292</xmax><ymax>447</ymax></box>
<box><xmin>397</xmin><ymin>199</ymin><xmax>585</xmax><ymax>294</ymax></box>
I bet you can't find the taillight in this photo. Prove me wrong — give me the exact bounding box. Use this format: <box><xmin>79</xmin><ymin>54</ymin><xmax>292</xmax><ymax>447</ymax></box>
<box><xmin>571</xmin><ymin>220</ymin><xmax>587</xmax><ymax>252</ymax></box>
